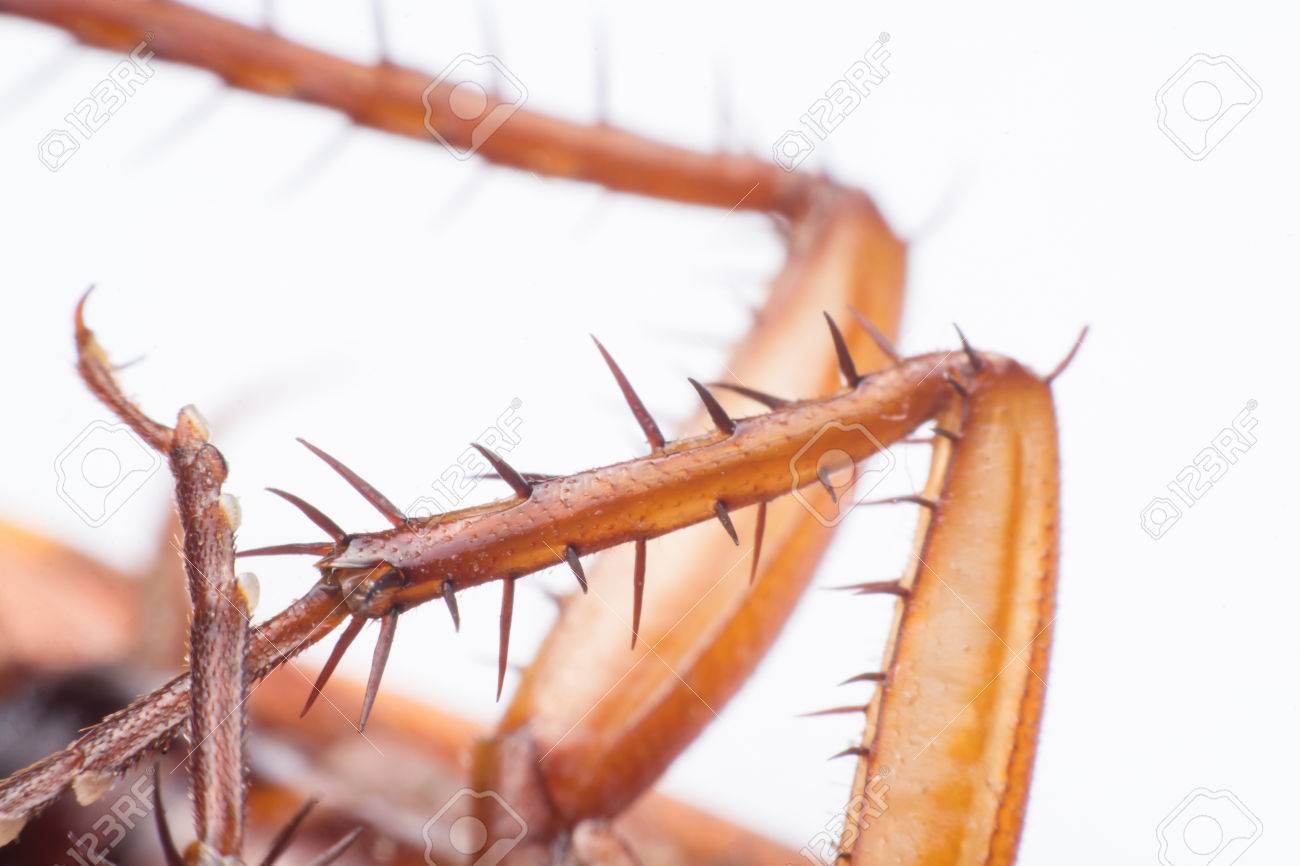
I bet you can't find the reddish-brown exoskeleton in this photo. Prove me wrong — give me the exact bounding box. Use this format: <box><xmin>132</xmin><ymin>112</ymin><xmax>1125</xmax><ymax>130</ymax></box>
<box><xmin>0</xmin><ymin>2</ymin><xmax>1083</xmax><ymax>864</ymax></box>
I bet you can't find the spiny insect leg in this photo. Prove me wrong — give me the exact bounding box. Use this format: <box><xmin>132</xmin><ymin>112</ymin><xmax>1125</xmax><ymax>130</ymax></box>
<box><xmin>707</xmin><ymin>382</ymin><xmax>791</xmax><ymax>409</ymax></box>
<box><xmin>497</xmin><ymin>577</ymin><xmax>517</xmax><ymax>701</ymax></box>
<box><xmin>358</xmin><ymin>611</ymin><xmax>398</xmax><ymax>732</ymax></box>
<box><xmin>301</xmin><ymin>616</ymin><xmax>365</xmax><ymax>718</ymax></box>
<box><xmin>266</xmin><ymin>488</ymin><xmax>346</xmax><ymax>541</ymax></box>
<box><xmin>687</xmin><ymin>378</ymin><xmax>736</xmax><ymax>435</ymax></box>
<box><xmin>256</xmin><ymin>796</ymin><xmax>318</xmax><ymax>866</ymax></box>
<box><xmin>151</xmin><ymin>764</ymin><xmax>184</xmax><ymax>866</ymax></box>
<box><xmin>591</xmin><ymin>335</ymin><xmax>665</xmax><ymax>450</ymax></box>
<box><xmin>74</xmin><ymin>288</ymin><xmax>171</xmax><ymax>450</ymax></box>
<box><xmin>630</xmin><ymin>539</ymin><xmax>646</xmax><ymax>649</ymax></box>
<box><xmin>829</xmin><ymin>746</ymin><xmax>872</xmax><ymax>761</ymax></box>
<box><xmin>824</xmin><ymin>311</ymin><xmax>862</xmax><ymax>387</ymax></box>
<box><xmin>749</xmin><ymin>501</ymin><xmax>766</xmax><ymax>585</ymax></box>
<box><xmin>472</xmin><ymin>443</ymin><xmax>534</xmax><ymax>499</ymax></box>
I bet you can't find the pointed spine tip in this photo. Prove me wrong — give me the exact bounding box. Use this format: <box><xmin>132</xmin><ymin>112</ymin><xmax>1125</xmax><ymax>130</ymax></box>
<box><xmin>749</xmin><ymin>500</ymin><xmax>767</xmax><ymax>585</ymax></box>
<box><xmin>497</xmin><ymin>577</ymin><xmax>517</xmax><ymax>702</ymax></box>
<box><xmin>296</xmin><ymin>438</ymin><xmax>406</xmax><ymax>526</ymax></box>
<box><xmin>565</xmin><ymin>544</ymin><xmax>588</xmax><ymax>592</ymax></box>
<box><xmin>302</xmin><ymin>616</ymin><xmax>365</xmax><ymax>718</ymax></box>
<box><xmin>953</xmin><ymin>323</ymin><xmax>985</xmax><ymax>371</ymax></box>
<box><xmin>471</xmin><ymin>443</ymin><xmax>533</xmax><ymax>499</ymax></box>
<box><xmin>443</xmin><ymin>584</ymin><xmax>461</xmax><ymax>632</ymax></box>
<box><xmin>688</xmin><ymin>378</ymin><xmax>736</xmax><ymax>435</ymax></box>
<box><xmin>266</xmin><ymin>487</ymin><xmax>346</xmax><ymax>542</ymax></box>
<box><xmin>839</xmin><ymin>671</ymin><xmax>887</xmax><ymax>686</ymax></box>
<box><xmin>591</xmin><ymin>335</ymin><xmax>666</xmax><ymax>450</ymax></box>
<box><xmin>824</xmin><ymin>311</ymin><xmax>862</xmax><ymax>386</ymax></box>
<box><xmin>713</xmin><ymin>501</ymin><xmax>739</xmax><ymax>545</ymax></box>
<box><xmin>1046</xmin><ymin>324</ymin><xmax>1090</xmax><ymax>383</ymax></box>
<box><xmin>358</xmin><ymin>611</ymin><xmax>399</xmax><ymax>733</ymax></box>
<box><xmin>631</xmin><ymin>538</ymin><xmax>647</xmax><ymax>649</ymax></box>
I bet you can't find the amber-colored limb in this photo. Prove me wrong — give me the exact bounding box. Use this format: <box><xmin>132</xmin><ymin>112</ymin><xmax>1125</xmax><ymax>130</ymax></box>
<box><xmin>0</xmin><ymin>347</ymin><xmax>958</xmax><ymax>839</ymax></box>
<box><xmin>840</xmin><ymin>359</ymin><xmax>1059</xmax><ymax>865</ymax></box>
<box><xmin>75</xmin><ymin>299</ymin><xmax>365</xmax><ymax>866</ymax></box>
<box><xmin>0</xmin><ymin>0</ymin><xmax>912</xmax><ymax>848</ymax></box>
<box><xmin>480</xmin><ymin>196</ymin><xmax>908</xmax><ymax>846</ymax></box>
<box><xmin>0</xmin><ymin>0</ymin><xmax>814</xmax><ymax>214</ymax></box>
<box><xmin>337</xmin><ymin>352</ymin><xmax>956</xmax><ymax>608</ymax></box>
<box><xmin>77</xmin><ymin>293</ymin><xmax>252</xmax><ymax>857</ymax></box>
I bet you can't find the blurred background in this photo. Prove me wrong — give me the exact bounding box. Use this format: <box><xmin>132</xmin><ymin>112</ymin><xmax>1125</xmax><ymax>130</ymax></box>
<box><xmin>0</xmin><ymin>1</ymin><xmax>1296</xmax><ymax>864</ymax></box>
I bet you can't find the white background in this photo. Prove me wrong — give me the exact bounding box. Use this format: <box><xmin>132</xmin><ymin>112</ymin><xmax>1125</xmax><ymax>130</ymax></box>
<box><xmin>1</xmin><ymin>2</ymin><xmax>1297</xmax><ymax>864</ymax></box>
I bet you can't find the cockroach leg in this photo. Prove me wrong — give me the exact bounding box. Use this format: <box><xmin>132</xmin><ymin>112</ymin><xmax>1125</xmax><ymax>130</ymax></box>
<box><xmin>76</xmin><ymin>293</ymin><xmax>249</xmax><ymax>858</ymax></box>
<box><xmin>840</xmin><ymin>360</ymin><xmax>1059</xmax><ymax>865</ymax></box>
<box><xmin>72</xmin><ymin>288</ymin><xmax>170</xmax><ymax>452</ymax></box>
